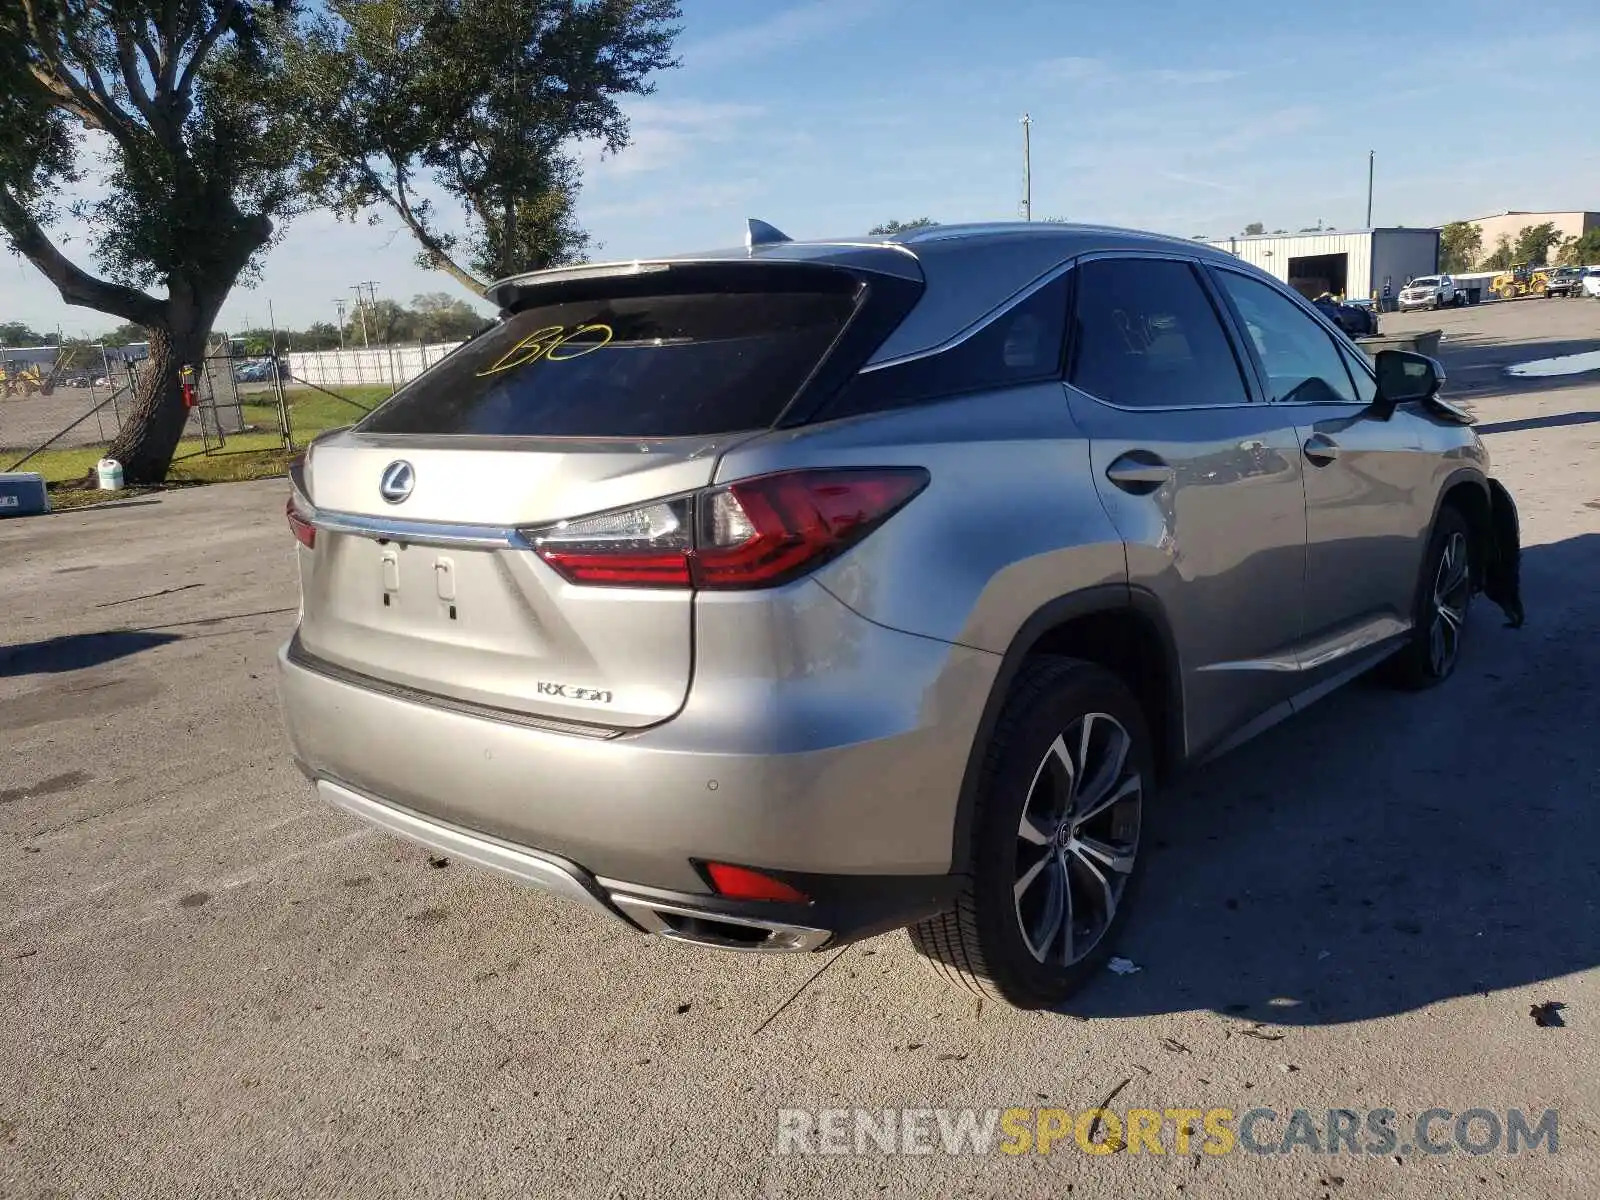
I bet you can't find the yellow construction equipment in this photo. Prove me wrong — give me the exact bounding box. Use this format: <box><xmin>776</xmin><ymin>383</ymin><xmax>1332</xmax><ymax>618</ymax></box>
<box><xmin>1491</xmin><ymin>263</ymin><xmax>1551</xmax><ymax>300</ymax></box>
<box><xmin>0</xmin><ymin>362</ymin><xmax>48</xmax><ymax>398</ymax></box>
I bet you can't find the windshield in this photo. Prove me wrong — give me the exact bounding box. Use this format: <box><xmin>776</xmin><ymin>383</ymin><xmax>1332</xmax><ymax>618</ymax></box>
<box><xmin>1410</xmin><ymin>277</ymin><xmax>1439</xmax><ymax>288</ymax></box>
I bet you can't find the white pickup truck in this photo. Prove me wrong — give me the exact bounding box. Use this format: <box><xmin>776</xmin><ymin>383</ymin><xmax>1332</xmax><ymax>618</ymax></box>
<box><xmin>1398</xmin><ymin>274</ymin><xmax>1460</xmax><ymax>310</ymax></box>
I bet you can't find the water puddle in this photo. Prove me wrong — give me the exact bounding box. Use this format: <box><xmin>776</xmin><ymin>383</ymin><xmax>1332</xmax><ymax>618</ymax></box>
<box><xmin>1505</xmin><ymin>350</ymin><xmax>1600</xmax><ymax>378</ymax></box>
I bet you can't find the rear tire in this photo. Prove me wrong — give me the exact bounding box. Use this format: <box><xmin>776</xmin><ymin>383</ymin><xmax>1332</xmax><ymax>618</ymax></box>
<box><xmin>1384</xmin><ymin>506</ymin><xmax>1473</xmax><ymax>690</ymax></box>
<box><xmin>908</xmin><ymin>659</ymin><xmax>1153</xmax><ymax>1009</ymax></box>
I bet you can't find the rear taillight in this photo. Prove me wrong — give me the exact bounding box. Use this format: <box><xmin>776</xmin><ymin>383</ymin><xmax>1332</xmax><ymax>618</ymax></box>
<box><xmin>526</xmin><ymin>467</ymin><xmax>928</xmax><ymax>590</ymax></box>
<box><xmin>286</xmin><ymin>495</ymin><xmax>316</xmax><ymax>550</ymax></box>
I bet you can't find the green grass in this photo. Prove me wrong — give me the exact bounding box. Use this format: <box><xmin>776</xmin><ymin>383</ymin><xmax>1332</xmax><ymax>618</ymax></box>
<box><xmin>4</xmin><ymin>384</ymin><xmax>394</xmax><ymax>495</ymax></box>
<box><xmin>240</xmin><ymin>383</ymin><xmax>394</xmax><ymax>437</ymax></box>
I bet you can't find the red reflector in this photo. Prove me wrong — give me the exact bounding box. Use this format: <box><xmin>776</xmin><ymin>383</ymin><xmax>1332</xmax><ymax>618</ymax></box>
<box><xmin>286</xmin><ymin>496</ymin><xmax>316</xmax><ymax>549</ymax></box>
<box><xmin>704</xmin><ymin>862</ymin><xmax>810</xmax><ymax>904</ymax></box>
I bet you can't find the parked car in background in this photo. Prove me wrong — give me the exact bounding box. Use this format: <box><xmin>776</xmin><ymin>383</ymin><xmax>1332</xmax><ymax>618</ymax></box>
<box><xmin>1399</xmin><ymin>275</ymin><xmax>1459</xmax><ymax>310</ymax></box>
<box><xmin>1583</xmin><ymin>268</ymin><xmax>1600</xmax><ymax>299</ymax></box>
<box><xmin>1543</xmin><ymin>266</ymin><xmax>1586</xmax><ymax>298</ymax></box>
<box><xmin>279</xmin><ymin>220</ymin><xmax>1526</xmax><ymax>1010</ymax></box>
<box><xmin>1313</xmin><ymin>296</ymin><xmax>1378</xmax><ymax>338</ymax></box>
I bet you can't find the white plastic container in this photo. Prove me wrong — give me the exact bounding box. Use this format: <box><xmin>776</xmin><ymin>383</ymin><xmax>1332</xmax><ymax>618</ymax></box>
<box><xmin>96</xmin><ymin>457</ymin><xmax>125</xmax><ymax>491</ymax></box>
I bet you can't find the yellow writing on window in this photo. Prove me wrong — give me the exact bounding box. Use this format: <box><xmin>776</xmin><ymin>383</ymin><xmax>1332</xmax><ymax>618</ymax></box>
<box><xmin>475</xmin><ymin>323</ymin><xmax>614</xmax><ymax>377</ymax></box>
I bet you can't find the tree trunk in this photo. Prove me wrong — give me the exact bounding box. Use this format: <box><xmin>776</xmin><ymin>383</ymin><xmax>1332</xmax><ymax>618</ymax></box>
<box><xmin>101</xmin><ymin>322</ymin><xmax>210</xmax><ymax>485</ymax></box>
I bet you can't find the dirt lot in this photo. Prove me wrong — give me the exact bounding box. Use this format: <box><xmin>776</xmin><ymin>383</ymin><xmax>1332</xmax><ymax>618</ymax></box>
<box><xmin>3</xmin><ymin>299</ymin><xmax>1598</xmax><ymax>1198</ymax></box>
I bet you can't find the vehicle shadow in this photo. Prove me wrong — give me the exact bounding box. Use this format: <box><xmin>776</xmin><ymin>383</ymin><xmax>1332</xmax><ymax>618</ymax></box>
<box><xmin>1063</xmin><ymin>532</ymin><xmax>1600</xmax><ymax>1025</ymax></box>
<box><xmin>0</xmin><ymin>630</ymin><xmax>181</xmax><ymax>677</ymax></box>
<box><xmin>1475</xmin><ymin>410</ymin><xmax>1600</xmax><ymax>435</ymax></box>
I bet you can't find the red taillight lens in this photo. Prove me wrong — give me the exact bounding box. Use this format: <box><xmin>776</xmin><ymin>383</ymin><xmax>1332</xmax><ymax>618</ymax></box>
<box><xmin>695</xmin><ymin>469</ymin><xmax>927</xmax><ymax>588</ymax></box>
<box><xmin>286</xmin><ymin>495</ymin><xmax>316</xmax><ymax>550</ymax></box>
<box><xmin>530</xmin><ymin>497</ymin><xmax>693</xmax><ymax>586</ymax></box>
<box><xmin>528</xmin><ymin>468</ymin><xmax>928</xmax><ymax>590</ymax></box>
<box><xmin>704</xmin><ymin>862</ymin><xmax>810</xmax><ymax>904</ymax></box>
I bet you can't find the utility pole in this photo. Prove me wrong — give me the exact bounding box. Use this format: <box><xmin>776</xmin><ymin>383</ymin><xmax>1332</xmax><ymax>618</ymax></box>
<box><xmin>1365</xmin><ymin>150</ymin><xmax>1375</xmax><ymax>227</ymax></box>
<box><xmin>333</xmin><ymin>299</ymin><xmax>347</xmax><ymax>349</ymax></box>
<box><xmin>356</xmin><ymin>281</ymin><xmax>381</xmax><ymax>344</ymax></box>
<box><xmin>1020</xmin><ymin>112</ymin><xmax>1032</xmax><ymax>222</ymax></box>
<box><xmin>351</xmin><ymin>285</ymin><xmax>371</xmax><ymax>348</ymax></box>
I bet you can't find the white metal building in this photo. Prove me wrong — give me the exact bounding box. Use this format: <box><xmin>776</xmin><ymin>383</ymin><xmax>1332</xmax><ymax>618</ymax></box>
<box><xmin>1206</xmin><ymin>228</ymin><xmax>1440</xmax><ymax>302</ymax></box>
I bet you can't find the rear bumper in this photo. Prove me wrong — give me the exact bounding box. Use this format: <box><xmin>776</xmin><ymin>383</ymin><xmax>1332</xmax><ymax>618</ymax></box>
<box><xmin>311</xmin><ymin>775</ymin><xmax>943</xmax><ymax>951</ymax></box>
<box><xmin>277</xmin><ymin>583</ymin><xmax>995</xmax><ymax>944</ymax></box>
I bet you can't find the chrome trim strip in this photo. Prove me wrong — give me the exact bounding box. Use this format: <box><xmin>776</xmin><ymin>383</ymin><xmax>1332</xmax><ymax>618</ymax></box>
<box><xmin>1199</xmin><ymin>615</ymin><xmax>1409</xmax><ymax>674</ymax></box>
<box><xmin>859</xmin><ymin>258</ymin><xmax>1077</xmax><ymax>373</ymax></box>
<box><xmin>606</xmin><ymin>892</ymin><xmax>833</xmax><ymax>954</ymax></box>
<box><xmin>286</xmin><ymin>637</ymin><xmax>620</xmax><ymax>740</ymax></box>
<box><xmin>311</xmin><ymin>506</ymin><xmax>525</xmax><ymax>550</ymax></box>
<box><xmin>315</xmin><ymin>778</ymin><xmax>622</xmax><ymax>922</ymax></box>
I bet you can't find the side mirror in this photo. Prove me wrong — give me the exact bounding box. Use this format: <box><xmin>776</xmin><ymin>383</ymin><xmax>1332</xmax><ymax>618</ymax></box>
<box><xmin>1372</xmin><ymin>349</ymin><xmax>1445</xmax><ymax>417</ymax></box>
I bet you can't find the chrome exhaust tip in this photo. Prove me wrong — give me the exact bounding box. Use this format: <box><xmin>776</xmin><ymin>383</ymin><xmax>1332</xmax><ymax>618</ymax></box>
<box><xmin>608</xmin><ymin>894</ymin><xmax>832</xmax><ymax>953</ymax></box>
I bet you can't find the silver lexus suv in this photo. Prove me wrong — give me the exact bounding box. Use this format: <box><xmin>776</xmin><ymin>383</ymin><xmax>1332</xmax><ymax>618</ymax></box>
<box><xmin>278</xmin><ymin>221</ymin><xmax>1524</xmax><ymax>1009</ymax></box>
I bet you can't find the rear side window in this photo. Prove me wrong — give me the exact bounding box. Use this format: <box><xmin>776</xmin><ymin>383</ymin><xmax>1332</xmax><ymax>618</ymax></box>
<box><xmin>359</xmin><ymin>275</ymin><xmax>859</xmax><ymax>438</ymax></box>
<box><xmin>1212</xmin><ymin>269</ymin><xmax>1359</xmax><ymax>405</ymax></box>
<box><xmin>815</xmin><ymin>275</ymin><xmax>1069</xmax><ymax>420</ymax></box>
<box><xmin>1069</xmin><ymin>258</ymin><xmax>1250</xmax><ymax>409</ymax></box>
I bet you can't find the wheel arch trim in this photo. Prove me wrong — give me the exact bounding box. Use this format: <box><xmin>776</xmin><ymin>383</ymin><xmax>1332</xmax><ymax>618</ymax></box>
<box><xmin>947</xmin><ymin>584</ymin><xmax>1184</xmax><ymax>874</ymax></box>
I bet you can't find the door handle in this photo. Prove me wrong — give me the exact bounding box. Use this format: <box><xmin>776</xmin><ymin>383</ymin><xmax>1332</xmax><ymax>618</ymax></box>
<box><xmin>1303</xmin><ymin>433</ymin><xmax>1341</xmax><ymax>465</ymax></box>
<box><xmin>1105</xmin><ymin>451</ymin><xmax>1174</xmax><ymax>494</ymax></box>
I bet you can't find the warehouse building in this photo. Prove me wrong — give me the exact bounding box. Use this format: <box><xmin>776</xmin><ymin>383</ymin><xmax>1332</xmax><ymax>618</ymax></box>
<box><xmin>1206</xmin><ymin>227</ymin><xmax>1440</xmax><ymax>303</ymax></box>
<box><xmin>1453</xmin><ymin>210</ymin><xmax>1600</xmax><ymax>264</ymax></box>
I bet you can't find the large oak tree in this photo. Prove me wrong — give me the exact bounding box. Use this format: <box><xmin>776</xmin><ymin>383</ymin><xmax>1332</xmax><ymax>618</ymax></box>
<box><xmin>1</xmin><ymin>1</ymin><xmax>303</xmax><ymax>483</ymax></box>
<box><xmin>289</xmin><ymin>0</ymin><xmax>681</xmax><ymax>297</ymax></box>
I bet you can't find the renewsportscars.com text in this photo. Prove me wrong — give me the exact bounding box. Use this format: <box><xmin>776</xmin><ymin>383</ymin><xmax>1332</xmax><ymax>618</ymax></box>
<box><xmin>774</xmin><ymin>1106</ymin><xmax>1559</xmax><ymax>1157</ymax></box>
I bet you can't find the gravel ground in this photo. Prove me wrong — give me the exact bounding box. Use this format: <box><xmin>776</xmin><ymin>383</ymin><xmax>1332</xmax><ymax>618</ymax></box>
<box><xmin>3</xmin><ymin>298</ymin><xmax>1597</xmax><ymax>1198</ymax></box>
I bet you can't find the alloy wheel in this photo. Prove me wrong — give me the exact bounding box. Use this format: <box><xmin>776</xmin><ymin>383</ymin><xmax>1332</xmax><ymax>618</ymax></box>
<box><xmin>1013</xmin><ymin>712</ymin><xmax>1142</xmax><ymax>965</ymax></box>
<box><xmin>1429</xmin><ymin>530</ymin><xmax>1471</xmax><ymax>676</ymax></box>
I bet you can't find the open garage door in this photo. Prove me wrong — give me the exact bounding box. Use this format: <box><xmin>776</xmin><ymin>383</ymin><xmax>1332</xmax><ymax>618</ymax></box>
<box><xmin>1287</xmin><ymin>252</ymin><xmax>1349</xmax><ymax>300</ymax></box>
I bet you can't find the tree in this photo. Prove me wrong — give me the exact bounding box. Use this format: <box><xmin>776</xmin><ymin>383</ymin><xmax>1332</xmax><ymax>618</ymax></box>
<box><xmin>0</xmin><ymin>320</ymin><xmax>50</xmax><ymax>345</ymax></box>
<box><xmin>1513</xmin><ymin>221</ymin><xmax>1561</xmax><ymax>265</ymax></box>
<box><xmin>101</xmin><ymin>322</ymin><xmax>148</xmax><ymax>348</ymax></box>
<box><xmin>1242</xmin><ymin>221</ymin><xmax>1265</xmax><ymax>236</ymax></box>
<box><xmin>234</xmin><ymin>327</ymin><xmax>290</xmax><ymax>354</ymax></box>
<box><xmin>297</xmin><ymin>320</ymin><xmax>342</xmax><ymax>350</ymax></box>
<box><xmin>1560</xmin><ymin>226</ymin><xmax>1600</xmax><ymax>266</ymax></box>
<box><xmin>2</xmin><ymin>1</ymin><xmax>304</xmax><ymax>483</ymax></box>
<box><xmin>1439</xmin><ymin>221</ymin><xmax>1483</xmax><ymax>273</ymax></box>
<box><xmin>1482</xmin><ymin>234</ymin><xmax>1516</xmax><ymax>271</ymax></box>
<box><xmin>411</xmin><ymin>291</ymin><xmax>488</xmax><ymax>341</ymax></box>
<box><xmin>869</xmin><ymin>218</ymin><xmax>939</xmax><ymax>235</ymax></box>
<box><xmin>290</xmin><ymin>0</ymin><xmax>681</xmax><ymax>297</ymax></box>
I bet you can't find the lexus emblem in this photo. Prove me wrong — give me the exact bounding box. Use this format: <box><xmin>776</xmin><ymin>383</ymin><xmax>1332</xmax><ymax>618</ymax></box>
<box><xmin>379</xmin><ymin>460</ymin><xmax>414</xmax><ymax>504</ymax></box>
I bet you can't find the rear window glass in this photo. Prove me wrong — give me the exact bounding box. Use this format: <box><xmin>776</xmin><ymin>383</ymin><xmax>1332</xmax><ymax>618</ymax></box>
<box><xmin>359</xmin><ymin>280</ymin><xmax>858</xmax><ymax>437</ymax></box>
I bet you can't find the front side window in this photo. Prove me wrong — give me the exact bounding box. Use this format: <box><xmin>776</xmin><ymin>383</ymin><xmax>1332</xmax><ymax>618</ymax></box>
<box><xmin>1211</xmin><ymin>269</ymin><xmax>1360</xmax><ymax>405</ymax></box>
<box><xmin>1068</xmin><ymin>258</ymin><xmax>1250</xmax><ymax>409</ymax></box>
<box><xmin>1338</xmin><ymin>343</ymin><xmax>1378</xmax><ymax>406</ymax></box>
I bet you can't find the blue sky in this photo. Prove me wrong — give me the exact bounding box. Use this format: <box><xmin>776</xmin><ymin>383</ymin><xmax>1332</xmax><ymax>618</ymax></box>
<box><xmin>5</xmin><ymin>0</ymin><xmax>1599</xmax><ymax>339</ymax></box>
